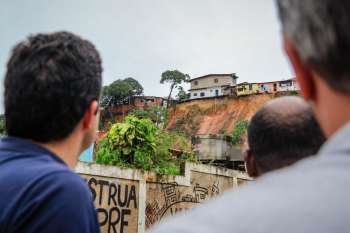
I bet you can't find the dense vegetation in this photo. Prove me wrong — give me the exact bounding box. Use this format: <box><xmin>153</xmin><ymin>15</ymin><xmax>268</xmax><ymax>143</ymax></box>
<box><xmin>176</xmin><ymin>86</ymin><xmax>188</xmax><ymax>101</ymax></box>
<box><xmin>129</xmin><ymin>105</ymin><xmax>168</xmax><ymax>128</ymax></box>
<box><xmin>231</xmin><ymin>119</ymin><xmax>249</xmax><ymax>145</ymax></box>
<box><xmin>160</xmin><ymin>70</ymin><xmax>190</xmax><ymax>104</ymax></box>
<box><xmin>101</xmin><ymin>77</ymin><xmax>143</xmax><ymax>107</ymax></box>
<box><xmin>0</xmin><ymin>114</ymin><xmax>5</xmax><ymax>135</ymax></box>
<box><xmin>96</xmin><ymin>116</ymin><xmax>196</xmax><ymax>175</ymax></box>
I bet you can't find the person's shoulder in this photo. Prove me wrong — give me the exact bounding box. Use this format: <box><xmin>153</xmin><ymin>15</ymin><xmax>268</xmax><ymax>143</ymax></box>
<box><xmin>0</xmin><ymin>146</ymin><xmax>81</xmax><ymax>192</ymax></box>
<box><xmin>150</xmin><ymin>155</ymin><xmax>350</xmax><ymax>233</ymax></box>
<box><xmin>37</xmin><ymin>170</ymin><xmax>99</xmax><ymax>232</ymax></box>
<box><xmin>29</xmin><ymin>159</ymin><xmax>89</xmax><ymax>193</ymax></box>
<box><xmin>14</xmin><ymin>167</ymin><xmax>99</xmax><ymax>233</ymax></box>
<box><xmin>17</xmin><ymin>157</ymin><xmax>92</xmax><ymax>204</ymax></box>
<box><xmin>41</xmin><ymin>167</ymin><xmax>91</xmax><ymax>199</ymax></box>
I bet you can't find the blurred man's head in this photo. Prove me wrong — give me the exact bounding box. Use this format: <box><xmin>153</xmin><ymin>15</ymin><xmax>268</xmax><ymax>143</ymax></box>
<box><xmin>4</xmin><ymin>31</ymin><xmax>102</xmax><ymax>163</ymax></box>
<box><xmin>245</xmin><ymin>96</ymin><xmax>326</xmax><ymax>177</ymax></box>
<box><xmin>276</xmin><ymin>0</ymin><xmax>350</xmax><ymax>137</ymax></box>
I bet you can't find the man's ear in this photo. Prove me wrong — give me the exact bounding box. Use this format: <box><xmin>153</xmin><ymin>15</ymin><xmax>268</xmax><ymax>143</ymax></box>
<box><xmin>82</xmin><ymin>100</ymin><xmax>99</xmax><ymax>130</ymax></box>
<box><xmin>244</xmin><ymin>150</ymin><xmax>259</xmax><ymax>178</ymax></box>
<box><xmin>283</xmin><ymin>36</ymin><xmax>316</xmax><ymax>102</ymax></box>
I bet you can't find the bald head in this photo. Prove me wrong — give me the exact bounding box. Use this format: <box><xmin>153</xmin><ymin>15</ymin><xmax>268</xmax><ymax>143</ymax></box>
<box><xmin>263</xmin><ymin>96</ymin><xmax>312</xmax><ymax>118</ymax></box>
<box><xmin>246</xmin><ymin>96</ymin><xmax>326</xmax><ymax>176</ymax></box>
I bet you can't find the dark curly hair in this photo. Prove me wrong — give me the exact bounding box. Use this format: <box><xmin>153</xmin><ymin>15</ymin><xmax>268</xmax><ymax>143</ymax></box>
<box><xmin>4</xmin><ymin>31</ymin><xmax>102</xmax><ymax>142</ymax></box>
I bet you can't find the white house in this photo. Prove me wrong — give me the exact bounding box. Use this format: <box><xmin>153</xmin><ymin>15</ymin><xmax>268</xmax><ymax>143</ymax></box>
<box><xmin>277</xmin><ymin>78</ymin><xmax>300</xmax><ymax>92</ymax></box>
<box><xmin>189</xmin><ymin>74</ymin><xmax>238</xmax><ymax>99</ymax></box>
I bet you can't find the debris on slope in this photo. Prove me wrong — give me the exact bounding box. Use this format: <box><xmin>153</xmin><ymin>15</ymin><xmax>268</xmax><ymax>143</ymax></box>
<box><xmin>167</xmin><ymin>94</ymin><xmax>275</xmax><ymax>137</ymax></box>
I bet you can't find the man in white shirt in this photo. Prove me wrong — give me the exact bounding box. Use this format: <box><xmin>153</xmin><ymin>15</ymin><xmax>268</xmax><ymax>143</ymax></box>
<box><xmin>149</xmin><ymin>1</ymin><xmax>350</xmax><ymax>232</ymax></box>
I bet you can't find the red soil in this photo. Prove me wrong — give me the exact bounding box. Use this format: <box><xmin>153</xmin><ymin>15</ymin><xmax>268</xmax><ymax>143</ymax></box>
<box><xmin>167</xmin><ymin>95</ymin><xmax>275</xmax><ymax>136</ymax></box>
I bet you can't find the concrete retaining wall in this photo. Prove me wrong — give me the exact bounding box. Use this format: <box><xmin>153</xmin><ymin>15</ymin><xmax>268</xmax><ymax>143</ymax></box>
<box><xmin>76</xmin><ymin>162</ymin><xmax>250</xmax><ymax>233</ymax></box>
<box><xmin>192</xmin><ymin>134</ymin><xmax>243</xmax><ymax>161</ymax></box>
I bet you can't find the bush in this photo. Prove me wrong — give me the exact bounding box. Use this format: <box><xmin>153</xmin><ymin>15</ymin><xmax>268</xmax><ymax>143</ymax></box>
<box><xmin>0</xmin><ymin>115</ymin><xmax>5</xmax><ymax>135</ymax></box>
<box><xmin>155</xmin><ymin>131</ymin><xmax>196</xmax><ymax>167</ymax></box>
<box><xmin>129</xmin><ymin>105</ymin><xmax>168</xmax><ymax>128</ymax></box>
<box><xmin>96</xmin><ymin>116</ymin><xmax>196</xmax><ymax>175</ymax></box>
<box><xmin>232</xmin><ymin>119</ymin><xmax>248</xmax><ymax>145</ymax></box>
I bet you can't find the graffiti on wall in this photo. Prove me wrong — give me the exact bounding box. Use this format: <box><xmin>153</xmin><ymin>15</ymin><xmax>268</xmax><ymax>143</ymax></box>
<box><xmin>84</xmin><ymin>176</ymin><xmax>138</xmax><ymax>233</ymax></box>
<box><xmin>145</xmin><ymin>180</ymin><xmax>220</xmax><ymax>228</ymax></box>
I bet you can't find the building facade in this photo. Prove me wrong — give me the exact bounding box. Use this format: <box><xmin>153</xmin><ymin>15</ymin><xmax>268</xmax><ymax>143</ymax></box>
<box><xmin>189</xmin><ymin>74</ymin><xmax>238</xmax><ymax>99</ymax></box>
<box><xmin>237</xmin><ymin>78</ymin><xmax>300</xmax><ymax>96</ymax></box>
<box><xmin>257</xmin><ymin>78</ymin><xmax>299</xmax><ymax>94</ymax></box>
<box><xmin>133</xmin><ymin>96</ymin><xmax>167</xmax><ymax>108</ymax></box>
<box><xmin>277</xmin><ymin>78</ymin><xmax>299</xmax><ymax>92</ymax></box>
<box><xmin>100</xmin><ymin>96</ymin><xmax>173</xmax><ymax>125</ymax></box>
<box><xmin>236</xmin><ymin>82</ymin><xmax>259</xmax><ymax>96</ymax></box>
<box><xmin>257</xmin><ymin>82</ymin><xmax>278</xmax><ymax>94</ymax></box>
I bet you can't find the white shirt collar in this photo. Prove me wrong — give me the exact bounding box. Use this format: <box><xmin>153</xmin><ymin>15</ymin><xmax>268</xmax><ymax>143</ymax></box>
<box><xmin>319</xmin><ymin>122</ymin><xmax>350</xmax><ymax>156</ymax></box>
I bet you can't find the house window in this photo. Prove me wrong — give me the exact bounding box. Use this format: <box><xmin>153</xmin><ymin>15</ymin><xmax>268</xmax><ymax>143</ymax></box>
<box><xmin>193</xmin><ymin>93</ymin><xmax>198</xmax><ymax>96</ymax></box>
<box><xmin>214</xmin><ymin>78</ymin><xmax>218</xmax><ymax>83</ymax></box>
<box><xmin>194</xmin><ymin>81</ymin><xmax>198</xmax><ymax>85</ymax></box>
<box><xmin>200</xmin><ymin>92</ymin><xmax>205</xmax><ymax>97</ymax></box>
<box><xmin>249</xmin><ymin>84</ymin><xmax>253</xmax><ymax>91</ymax></box>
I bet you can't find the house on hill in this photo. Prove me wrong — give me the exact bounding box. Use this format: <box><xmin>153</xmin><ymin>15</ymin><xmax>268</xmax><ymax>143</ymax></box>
<box><xmin>189</xmin><ymin>73</ymin><xmax>238</xmax><ymax>99</ymax></box>
<box><xmin>236</xmin><ymin>82</ymin><xmax>259</xmax><ymax>96</ymax></box>
<box><xmin>101</xmin><ymin>95</ymin><xmax>173</xmax><ymax>124</ymax></box>
<box><xmin>237</xmin><ymin>78</ymin><xmax>300</xmax><ymax>96</ymax></box>
<box><xmin>133</xmin><ymin>96</ymin><xmax>168</xmax><ymax>108</ymax></box>
<box><xmin>257</xmin><ymin>78</ymin><xmax>299</xmax><ymax>94</ymax></box>
<box><xmin>277</xmin><ymin>78</ymin><xmax>299</xmax><ymax>92</ymax></box>
<box><xmin>257</xmin><ymin>81</ymin><xmax>278</xmax><ymax>94</ymax></box>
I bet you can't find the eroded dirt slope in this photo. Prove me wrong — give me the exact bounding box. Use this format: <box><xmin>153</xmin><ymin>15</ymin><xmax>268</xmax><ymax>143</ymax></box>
<box><xmin>167</xmin><ymin>94</ymin><xmax>275</xmax><ymax>136</ymax></box>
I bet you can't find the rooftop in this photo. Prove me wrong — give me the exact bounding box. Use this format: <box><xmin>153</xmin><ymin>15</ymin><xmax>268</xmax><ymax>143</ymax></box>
<box><xmin>190</xmin><ymin>73</ymin><xmax>238</xmax><ymax>82</ymax></box>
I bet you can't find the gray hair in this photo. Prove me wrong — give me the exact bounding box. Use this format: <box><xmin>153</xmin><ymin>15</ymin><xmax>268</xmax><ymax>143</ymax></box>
<box><xmin>276</xmin><ymin>0</ymin><xmax>350</xmax><ymax>94</ymax></box>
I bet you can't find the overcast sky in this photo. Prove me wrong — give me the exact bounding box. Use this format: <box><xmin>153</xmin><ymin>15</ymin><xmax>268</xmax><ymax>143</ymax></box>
<box><xmin>0</xmin><ymin>0</ymin><xmax>293</xmax><ymax>112</ymax></box>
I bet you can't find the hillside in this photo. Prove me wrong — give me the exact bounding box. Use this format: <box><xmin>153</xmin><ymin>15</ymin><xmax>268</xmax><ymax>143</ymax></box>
<box><xmin>167</xmin><ymin>94</ymin><xmax>280</xmax><ymax>136</ymax></box>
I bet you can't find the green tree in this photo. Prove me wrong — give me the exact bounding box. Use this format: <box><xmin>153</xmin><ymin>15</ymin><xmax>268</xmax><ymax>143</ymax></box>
<box><xmin>129</xmin><ymin>105</ymin><xmax>168</xmax><ymax>127</ymax></box>
<box><xmin>101</xmin><ymin>78</ymin><xmax>144</xmax><ymax>107</ymax></box>
<box><xmin>96</xmin><ymin>116</ymin><xmax>157</xmax><ymax>169</ymax></box>
<box><xmin>124</xmin><ymin>77</ymin><xmax>144</xmax><ymax>95</ymax></box>
<box><xmin>95</xmin><ymin>116</ymin><xmax>196</xmax><ymax>175</ymax></box>
<box><xmin>176</xmin><ymin>86</ymin><xmax>188</xmax><ymax>101</ymax></box>
<box><xmin>160</xmin><ymin>70</ymin><xmax>190</xmax><ymax>105</ymax></box>
<box><xmin>128</xmin><ymin>109</ymin><xmax>149</xmax><ymax>120</ymax></box>
<box><xmin>232</xmin><ymin>119</ymin><xmax>249</xmax><ymax>145</ymax></box>
<box><xmin>0</xmin><ymin>114</ymin><xmax>6</xmax><ymax>135</ymax></box>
